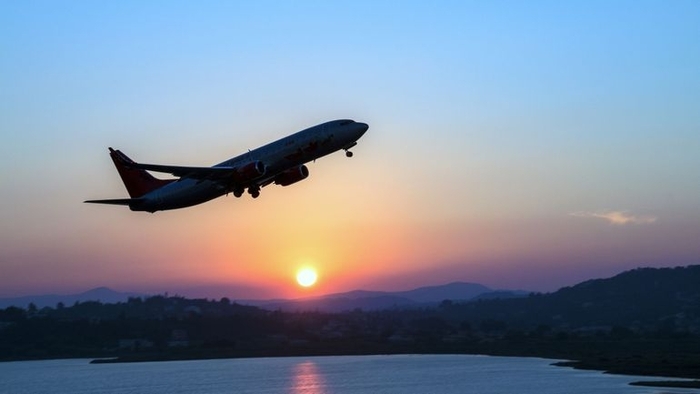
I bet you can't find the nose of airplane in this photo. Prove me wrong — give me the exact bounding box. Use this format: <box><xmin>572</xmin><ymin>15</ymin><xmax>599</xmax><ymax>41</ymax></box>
<box><xmin>356</xmin><ymin>122</ymin><xmax>369</xmax><ymax>134</ymax></box>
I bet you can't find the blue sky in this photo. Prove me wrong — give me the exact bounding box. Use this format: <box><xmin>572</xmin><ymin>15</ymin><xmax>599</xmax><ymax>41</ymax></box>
<box><xmin>1</xmin><ymin>1</ymin><xmax>699</xmax><ymax>298</ymax></box>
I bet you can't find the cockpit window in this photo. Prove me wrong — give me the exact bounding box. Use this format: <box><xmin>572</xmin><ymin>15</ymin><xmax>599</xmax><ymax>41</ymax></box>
<box><xmin>339</xmin><ymin>120</ymin><xmax>353</xmax><ymax>126</ymax></box>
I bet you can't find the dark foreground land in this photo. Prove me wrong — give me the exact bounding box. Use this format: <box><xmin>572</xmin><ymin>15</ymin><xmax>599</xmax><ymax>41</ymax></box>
<box><xmin>3</xmin><ymin>266</ymin><xmax>700</xmax><ymax>388</ymax></box>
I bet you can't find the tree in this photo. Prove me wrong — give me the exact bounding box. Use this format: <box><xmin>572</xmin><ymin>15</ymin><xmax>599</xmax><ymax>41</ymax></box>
<box><xmin>0</xmin><ymin>306</ymin><xmax>26</xmax><ymax>321</ymax></box>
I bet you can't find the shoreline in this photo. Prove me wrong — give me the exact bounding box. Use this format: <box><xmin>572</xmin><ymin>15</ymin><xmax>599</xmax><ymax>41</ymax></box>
<box><xmin>88</xmin><ymin>350</ymin><xmax>700</xmax><ymax>389</ymax></box>
<box><xmin>552</xmin><ymin>360</ymin><xmax>700</xmax><ymax>389</ymax></box>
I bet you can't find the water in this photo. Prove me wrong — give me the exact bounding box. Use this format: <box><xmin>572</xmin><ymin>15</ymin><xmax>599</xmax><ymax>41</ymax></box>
<box><xmin>0</xmin><ymin>355</ymin><xmax>694</xmax><ymax>394</ymax></box>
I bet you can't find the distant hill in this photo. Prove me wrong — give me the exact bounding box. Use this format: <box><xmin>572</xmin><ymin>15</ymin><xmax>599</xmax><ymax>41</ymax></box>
<box><xmin>544</xmin><ymin>265</ymin><xmax>700</xmax><ymax>327</ymax></box>
<box><xmin>448</xmin><ymin>265</ymin><xmax>700</xmax><ymax>331</ymax></box>
<box><xmin>472</xmin><ymin>290</ymin><xmax>530</xmax><ymax>301</ymax></box>
<box><xmin>393</xmin><ymin>282</ymin><xmax>493</xmax><ymax>303</ymax></box>
<box><xmin>243</xmin><ymin>282</ymin><xmax>519</xmax><ymax>312</ymax></box>
<box><xmin>0</xmin><ymin>287</ymin><xmax>146</xmax><ymax>309</ymax></box>
<box><xmin>0</xmin><ymin>282</ymin><xmax>519</xmax><ymax>312</ymax></box>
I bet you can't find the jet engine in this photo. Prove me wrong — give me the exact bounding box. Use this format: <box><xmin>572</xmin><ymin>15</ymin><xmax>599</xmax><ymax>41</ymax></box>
<box><xmin>235</xmin><ymin>161</ymin><xmax>266</xmax><ymax>181</ymax></box>
<box><xmin>274</xmin><ymin>165</ymin><xmax>309</xmax><ymax>186</ymax></box>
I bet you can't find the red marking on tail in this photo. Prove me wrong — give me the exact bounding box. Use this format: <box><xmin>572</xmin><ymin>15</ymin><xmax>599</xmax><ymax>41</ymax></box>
<box><xmin>108</xmin><ymin>148</ymin><xmax>174</xmax><ymax>198</ymax></box>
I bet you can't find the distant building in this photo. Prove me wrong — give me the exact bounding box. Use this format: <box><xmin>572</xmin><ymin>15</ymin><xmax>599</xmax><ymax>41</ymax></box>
<box><xmin>168</xmin><ymin>329</ymin><xmax>189</xmax><ymax>347</ymax></box>
<box><xmin>118</xmin><ymin>339</ymin><xmax>154</xmax><ymax>350</ymax></box>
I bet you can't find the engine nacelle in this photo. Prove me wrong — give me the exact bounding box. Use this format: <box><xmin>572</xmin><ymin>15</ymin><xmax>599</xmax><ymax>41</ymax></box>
<box><xmin>235</xmin><ymin>161</ymin><xmax>266</xmax><ymax>181</ymax></box>
<box><xmin>274</xmin><ymin>165</ymin><xmax>309</xmax><ymax>186</ymax></box>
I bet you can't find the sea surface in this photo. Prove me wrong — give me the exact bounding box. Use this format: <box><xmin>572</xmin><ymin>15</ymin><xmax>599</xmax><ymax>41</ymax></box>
<box><xmin>0</xmin><ymin>354</ymin><xmax>695</xmax><ymax>394</ymax></box>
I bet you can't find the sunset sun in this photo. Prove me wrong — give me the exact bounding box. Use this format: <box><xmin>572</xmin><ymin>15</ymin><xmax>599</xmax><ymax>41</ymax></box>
<box><xmin>296</xmin><ymin>267</ymin><xmax>318</xmax><ymax>287</ymax></box>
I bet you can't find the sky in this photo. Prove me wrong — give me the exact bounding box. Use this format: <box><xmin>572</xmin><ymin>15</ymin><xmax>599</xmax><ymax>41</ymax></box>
<box><xmin>1</xmin><ymin>1</ymin><xmax>699</xmax><ymax>300</ymax></box>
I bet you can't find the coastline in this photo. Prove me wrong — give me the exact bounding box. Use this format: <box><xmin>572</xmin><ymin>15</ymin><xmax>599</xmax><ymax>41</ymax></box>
<box><xmin>88</xmin><ymin>348</ymin><xmax>700</xmax><ymax>389</ymax></box>
<box><xmin>552</xmin><ymin>360</ymin><xmax>700</xmax><ymax>389</ymax></box>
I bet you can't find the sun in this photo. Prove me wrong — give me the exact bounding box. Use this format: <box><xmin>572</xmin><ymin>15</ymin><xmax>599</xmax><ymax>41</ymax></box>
<box><xmin>296</xmin><ymin>267</ymin><xmax>318</xmax><ymax>287</ymax></box>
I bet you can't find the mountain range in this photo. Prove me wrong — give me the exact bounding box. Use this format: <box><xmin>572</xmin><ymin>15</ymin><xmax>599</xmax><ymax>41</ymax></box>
<box><xmin>241</xmin><ymin>282</ymin><xmax>527</xmax><ymax>312</ymax></box>
<box><xmin>0</xmin><ymin>287</ymin><xmax>146</xmax><ymax>309</ymax></box>
<box><xmin>0</xmin><ymin>282</ymin><xmax>527</xmax><ymax>311</ymax></box>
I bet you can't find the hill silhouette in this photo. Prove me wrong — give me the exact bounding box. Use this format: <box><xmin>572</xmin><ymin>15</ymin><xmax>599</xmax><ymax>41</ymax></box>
<box><xmin>247</xmin><ymin>282</ymin><xmax>504</xmax><ymax>311</ymax></box>
<box><xmin>0</xmin><ymin>282</ymin><xmax>515</xmax><ymax>312</ymax></box>
<box><xmin>0</xmin><ymin>287</ymin><xmax>146</xmax><ymax>309</ymax></box>
<box><xmin>443</xmin><ymin>265</ymin><xmax>700</xmax><ymax>331</ymax></box>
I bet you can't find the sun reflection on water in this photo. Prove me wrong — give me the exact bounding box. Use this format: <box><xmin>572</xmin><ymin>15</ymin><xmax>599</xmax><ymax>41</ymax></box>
<box><xmin>290</xmin><ymin>361</ymin><xmax>327</xmax><ymax>394</ymax></box>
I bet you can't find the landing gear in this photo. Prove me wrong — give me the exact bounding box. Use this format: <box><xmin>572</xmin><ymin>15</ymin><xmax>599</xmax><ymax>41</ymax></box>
<box><xmin>232</xmin><ymin>187</ymin><xmax>244</xmax><ymax>198</ymax></box>
<box><xmin>343</xmin><ymin>142</ymin><xmax>357</xmax><ymax>158</ymax></box>
<box><xmin>248</xmin><ymin>186</ymin><xmax>260</xmax><ymax>199</ymax></box>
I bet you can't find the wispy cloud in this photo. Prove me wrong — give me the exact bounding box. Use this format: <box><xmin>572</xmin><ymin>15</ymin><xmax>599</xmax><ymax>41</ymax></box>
<box><xmin>569</xmin><ymin>210</ymin><xmax>657</xmax><ymax>225</ymax></box>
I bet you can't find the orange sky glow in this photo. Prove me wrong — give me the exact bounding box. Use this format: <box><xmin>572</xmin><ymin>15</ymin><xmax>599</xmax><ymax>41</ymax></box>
<box><xmin>2</xmin><ymin>2</ymin><xmax>700</xmax><ymax>300</ymax></box>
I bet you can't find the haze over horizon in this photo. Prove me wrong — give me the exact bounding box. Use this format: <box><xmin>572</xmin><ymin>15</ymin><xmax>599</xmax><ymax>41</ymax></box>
<box><xmin>0</xmin><ymin>265</ymin><xmax>677</xmax><ymax>304</ymax></box>
<box><xmin>2</xmin><ymin>1</ymin><xmax>699</xmax><ymax>300</ymax></box>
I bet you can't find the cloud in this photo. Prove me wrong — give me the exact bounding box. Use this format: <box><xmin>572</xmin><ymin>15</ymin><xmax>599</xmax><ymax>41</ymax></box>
<box><xmin>569</xmin><ymin>210</ymin><xmax>657</xmax><ymax>225</ymax></box>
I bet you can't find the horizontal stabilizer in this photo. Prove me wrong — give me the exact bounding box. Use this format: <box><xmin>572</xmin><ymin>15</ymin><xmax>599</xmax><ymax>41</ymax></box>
<box><xmin>84</xmin><ymin>198</ymin><xmax>137</xmax><ymax>206</ymax></box>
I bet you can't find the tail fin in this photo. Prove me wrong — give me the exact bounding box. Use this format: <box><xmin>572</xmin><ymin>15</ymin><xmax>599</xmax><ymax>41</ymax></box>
<box><xmin>108</xmin><ymin>148</ymin><xmax>174</xmax><ymax>198</ymax></box>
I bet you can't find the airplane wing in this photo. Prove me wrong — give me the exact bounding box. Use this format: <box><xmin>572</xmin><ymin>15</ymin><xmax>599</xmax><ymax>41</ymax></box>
<box><xmin>128</xmin><ymin>161</ymin><xmax>267</xmax><ymax>183</ymax></box>
<box><xmin>129</xmin><ymin>163</ymin><xmax>234</xmax><ymax>179</ymax></box>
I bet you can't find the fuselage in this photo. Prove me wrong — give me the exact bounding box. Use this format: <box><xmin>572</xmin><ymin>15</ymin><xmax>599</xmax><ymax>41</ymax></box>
<box><xmin>131</xmin><ymin>119</ymin><xmax>368</xmax><ymax>212</ymax></box>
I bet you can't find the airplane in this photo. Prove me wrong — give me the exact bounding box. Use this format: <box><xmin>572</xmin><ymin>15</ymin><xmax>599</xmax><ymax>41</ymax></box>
<box><xmin>85</xmin><ymin>119</ymin><xmax>369</xmax><ymax>213</ymax></box>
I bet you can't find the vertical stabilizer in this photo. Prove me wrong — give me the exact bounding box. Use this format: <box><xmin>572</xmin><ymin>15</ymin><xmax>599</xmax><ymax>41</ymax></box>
<box><xmin>108</xmin><ymin>148</ymin><xmax>174</xmax><ymax>198</ymax></box>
